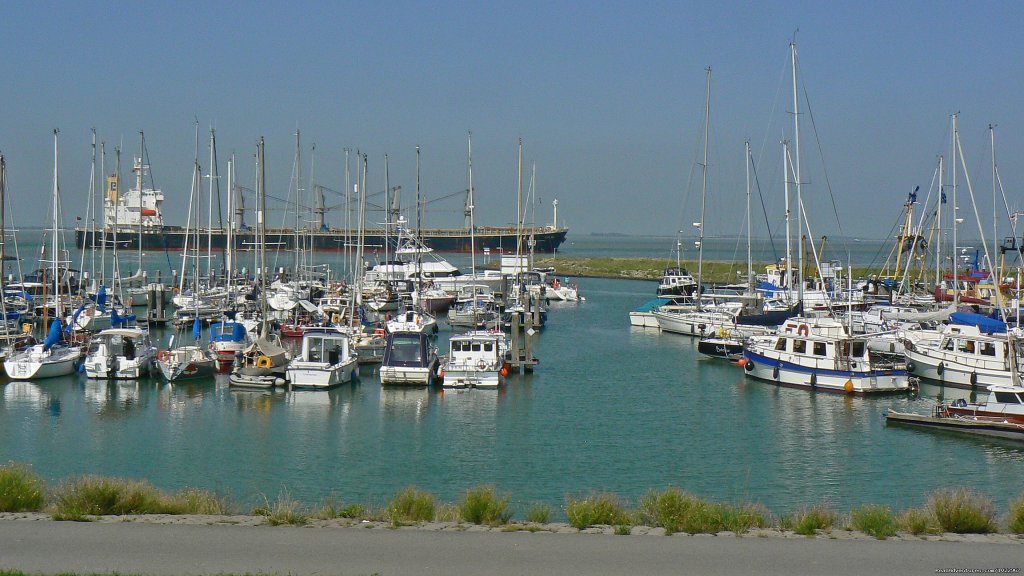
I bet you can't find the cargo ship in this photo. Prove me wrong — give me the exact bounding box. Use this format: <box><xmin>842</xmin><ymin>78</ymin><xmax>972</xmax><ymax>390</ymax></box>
<box><xmin>74</xmin><ymin>158</ymin><xmax>568</xmax><ymax>254</ymax></box>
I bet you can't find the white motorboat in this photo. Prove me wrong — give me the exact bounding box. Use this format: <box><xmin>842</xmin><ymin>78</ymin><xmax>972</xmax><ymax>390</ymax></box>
<box><xmin>386</xmin><ymin>309</ymin><xmax>438</xmax><ymax>335</ymax></box>
<box><xmin>380</xmin><ymin>330</ymin><xmax>439</xmax><ymax>386</ymax></box>
<box><xmin>83</xmin><ymin>327</ymin><xmax>156</xmax><ymax>379</ymax></box>
<box><xmin>441</xmin><ymin>330</ymin><xmax>509</xmax><ymax>389</ymax></box>
<box><xmin>285</xmin><ymin>330</ymin><xmax>358</xmax><ymax>389</ymax></box>
<box><xmin>903</xmin><ymin>323</ymin><xmax>1022</xmax><ymax>389</ymax></box>
<box><xmin>208</xmin><ymin>321</ymin><xmax>249</xmax><ymax>365</ymax></box>
<box><xmin>741</xmin><ymin>317</ymin><xmax>910</xmax><ymax>395</ymax></box>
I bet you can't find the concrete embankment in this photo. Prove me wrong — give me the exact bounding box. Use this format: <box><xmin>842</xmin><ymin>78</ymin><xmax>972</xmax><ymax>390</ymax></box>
<box><xmin>1</xmin><ymin>514</ymin><xmax>1021</xmax><ymax>576</ymax></box>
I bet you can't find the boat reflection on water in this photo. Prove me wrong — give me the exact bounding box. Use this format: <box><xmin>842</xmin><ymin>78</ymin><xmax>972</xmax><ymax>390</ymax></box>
<box><xmin>230</xmin><ymin>387</ymin><xmax>285</xmax><ymax>414</ymax></box>
<box><xmin>82</xmin><ymin>379</ymin><xmax>142</xmax><ymax>417</ymax></box>
<box><xmin>915</xmin><ymin>381</ymin><xmax>978</xmax><ymax>405</ymax></box>
<box><xmin>379</xmin><ymin>387</ymin><xmax>431</xmax><ymax>422</ymax></box>
<box><xmin>2</xmin><ymin>381</ymin><xmax>50</xmax><ymax>411</ymax></box>
<box><xmin>286</xmin><ymin>386</ymin><xmax>355</xmax><ymax>419</ymax></box>
<box><xmin>157</xmin><ymin>377</ymin><xmax>216</xmax><ymax>414</ymax></box>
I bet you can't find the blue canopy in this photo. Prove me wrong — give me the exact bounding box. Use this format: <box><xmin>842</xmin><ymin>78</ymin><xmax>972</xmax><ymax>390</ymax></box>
<box><xmin>949</xmin><ymin>312</ymin><xmax>1007</xmax><ymax>334</ymax></box>
<box><xmin>43</xmin><ymin>319</ymin><xmax>62</xmax><ymax>351</ymax></box>
<box><xmin>97</xmin><ymin>286</ymin><xmax>107</xmax><ymax>313</ymax></box>
<box><xmin>210</xmin><ymin>322</ymin><xmax>246</xmax><ymax>343</ymax></box>
<box><xmin>192</xmin><ymin>318</ymin><xmax>202</xmax><ymax>340</ymax></box>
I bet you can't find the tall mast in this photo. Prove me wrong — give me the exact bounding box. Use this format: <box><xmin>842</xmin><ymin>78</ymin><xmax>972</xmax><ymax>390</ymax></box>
<box><xmin>695</xmin><ymin>66</ymin><xmax>711</xmax><ymax>310</ymax></box>
<box><xmin>293</xmin><ymin>130</ymin><xmax>301</xmax><ymax>280</ymax></box>
<box><xmin>990</xmin><ymin>124</ymin><xmax>998</xmax><ymax>271</ymax></box>
<box><xmin>790</xmin><ymin>42</ymin><xmax>804</xmax><ymax>305</ymax></box>
<box><xmin>468</xmin><ymin>132</ymin><xmax>478</xmax><ymax>326</ymax></box>
<box><xmin>137</xmin><ymin>132</ymin><xmax>145</xmax><ymax>275</ymax></box>
<box><xmin>207</xmin><ymin>128</ymin><xmax>220</xmax><ymax>282</ymax></box>
<box><xmin>51</xmin><ymin>130</ymin><xmax>61</xmax><ymax>319</ymax></box>
<box><xmin>783</xmin><ymin>140</ymin><xmax>793</xmax><ymax>293</ymax></box>
<box><xmin>226</xmin><ymin>154</ymin><xmax>234</xmax><ymax>290</ymax></box>
<box><xmin>516</xmin><ymin>138</ymin><xmax>524</xmax><ymax>264</ymax></box>
<box><xmin>935</xmin><ymin>155</ymin><xmax>943</xmax><ymax>289</ymax></box>
<box><xmin>415</xmin><ymin>145</ymin><xmax>423</xmax><ymax>303</ymax></box>
<box><xmin>257</xmin><ymin>137</ymin><xmax>267</xmax><ymax>334</ymax></box>
<box><xmin>745</xmin><ymin>140</ymin><xmax>753</xmax><ymax>293</ymax></box>
<box><xmin>952</xmin><ymin>114</ymin><xmax>959</xmax><ymax>305</ymax></box>
<box><xmin>78</xmin><ymin>129</ymin><xmax>97</xmax><ymax>287</ymax></box>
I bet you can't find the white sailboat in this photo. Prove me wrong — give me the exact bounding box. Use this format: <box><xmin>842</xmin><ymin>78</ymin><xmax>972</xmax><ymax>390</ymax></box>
<box><xmin>5</xmin><ymin>131</ymin><xmax>82</xmax><ymax>380</ymax></box>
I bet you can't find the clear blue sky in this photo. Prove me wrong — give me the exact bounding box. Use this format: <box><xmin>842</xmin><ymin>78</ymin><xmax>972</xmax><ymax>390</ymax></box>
<box><xmin>2</xmin><ymin>1</ymin><xmax>1023</xmax><ymax>241</ymax></box>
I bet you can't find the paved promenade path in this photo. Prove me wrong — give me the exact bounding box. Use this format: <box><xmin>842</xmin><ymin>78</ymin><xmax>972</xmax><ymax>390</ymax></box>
<box><xmin>1</xmin><ymin>518</ymin><xmax>1022</xmax><ymax>576</ymax></box>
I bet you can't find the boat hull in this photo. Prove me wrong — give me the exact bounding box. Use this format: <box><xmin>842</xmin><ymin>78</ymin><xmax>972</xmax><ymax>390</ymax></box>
<box><xmin>904</xmin><ymin>346</ymin><xmax>1013</xmax><ymax>389</ymax></box>
<box><xmin>743</xmin><ymin>350</ymin><xmax>909</xmax><ymax>395</ymax></box>
<box><xmin>286</xmin><ymin>360</ymin><xmax>357</xmax><ymax>389</ymax></box>
<box><xmin>76</xmin><ymin>226</ymin><xmax>569</xmax><ymax>254</ymax></box>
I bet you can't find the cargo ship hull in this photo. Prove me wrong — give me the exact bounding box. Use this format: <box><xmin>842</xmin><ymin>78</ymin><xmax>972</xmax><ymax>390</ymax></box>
<box><xmin>75</xmin><ymin>226</ymin><xmax>568</xmax><ymax>254</ymax></box>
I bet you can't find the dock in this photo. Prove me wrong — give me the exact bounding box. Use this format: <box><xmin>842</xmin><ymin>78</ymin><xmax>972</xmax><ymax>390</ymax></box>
<box><xmin>885</xmin><ymin>408</ymin><xmax>1024</xmax><ymax>442</ymax></box>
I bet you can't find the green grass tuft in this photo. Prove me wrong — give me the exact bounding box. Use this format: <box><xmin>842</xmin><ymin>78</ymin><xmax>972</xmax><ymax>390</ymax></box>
<box><xmin>636</xmin><ymin>488</ymin><xmax>769</xmax><ymax>535</ymax></box>
<box><xmin>458</xmin><ymin>485</ymin><xmax>511</xmax><ymax>526</ymax></box>
<box><xmin>524</xmin><ymin>502</ymin><xmax>553</xmax><ymax>524</ymax></box>
<box><xmin>255</xmin><ymin>490</ymin><xmax>308</xmax><ymax>526</ymax></box>
<box><xmin>850</xmin><ymin>505</ymin><xmax>898</xmax><ymax>539</ymax></box>
<box><xmin>928</xmin><ymin>488</ymin><xmax>998</xmax><ymax>534</ymax></box>
<box><xmin>313</xmin><ymin>493</ymin><xmax>365</xmax><ymax>520</ymax></box>
<box><xmin>782</xmin><ymin>504</ymin><xmax>838</xmax><ymax>536</ymax></box>
<box><xmin>1008</xmin><ymin>495</ymin><xmax>1024</xmax><ymax>534</ymax></box>
<box><xmin>897</xmin><ymin>508</ymin><xmax>936</xmax><ymax>536</ymax></box>
<box><xmin>0</xmin><ymin>463</ymin><xmax>46</xmax><ymax>512</ymax></box>
<box><xmin>386</xmin><ymin>486</ymin><xmax>437</xmax><ymax>527</ymax></box>
<box><xmin>171</xmin><ymin>487</ymin><xmax>234</xmax><ymax>515</ymax></box>
<box><xmin>51</xmin><ymin>476</ymin><xmax>172</xmax><ymax>517</ymax></box>
<box><xmin>564</xmin><ymin>492</ymin><xmax>628</xmax><ymax>530</ymax></box>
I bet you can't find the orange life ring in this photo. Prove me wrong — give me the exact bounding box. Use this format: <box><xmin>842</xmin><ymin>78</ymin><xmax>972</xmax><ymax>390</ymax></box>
<box><xmin>157</xmin><ymin>350</ymin><xmax>171</xmax><ymax>361</ymax></box>
<box><xmin>797</xmin><ymin>323</ymin><xmax>809</xmax><ymax>337</ymax></box>
<box><xmin>373</xmin><ymin>328</ymin><xmax>386</xmax><ymax>338</ymax></box>
<box><xmin>499</xmin><ymin>362</ymin><xmax>510</xmax><ymax>378</ymax></box>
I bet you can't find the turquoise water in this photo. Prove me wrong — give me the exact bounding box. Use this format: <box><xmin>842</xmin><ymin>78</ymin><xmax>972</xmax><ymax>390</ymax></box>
<box><xmin>3</xmin><ymin>268</ymin><xmax>1024</xmax><ymax>515</ymax></box>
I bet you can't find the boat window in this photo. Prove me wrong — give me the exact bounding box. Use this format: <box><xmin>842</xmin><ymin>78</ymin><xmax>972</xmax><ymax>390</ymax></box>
<box><xmin>994</xmin><ymin>391</ymin><xmax>1021</xmax><ymax>404</ymax></box>
<box><xmin>943</xmin><ymin>339</ymin><xmax>955</xmax><ymax>351</ymax></box>
<box><xmin>980</xmin><ymin>342</ymin><xmax>996</xmax><ymax>357</ymax></box>
<box><xmin>775</xmin><ymin>338</ymin><xmax>786</xmax><ymax>351</ymax></box>
<box><xmin>958</xmin><ymin>340</ymin><xmax>975</xmax><ymax>354</ymax></box>
<box><xmin>484</xmin><ymin>342</ymin><xmax>493</xmax><ymax>352</ymax></box>
<box><xmin>851</xmin><ymin>341</ymin><xmax>866</xmax><ymax>358</ymax></box>
<box><xmin>471</xmin><ymin>343</ymin><xmax>481</xmax><ymax>352</ymax></box>
<box><xmin>793</xmin><ymin>340</ymin><xmax>806</xmax><ymax>354</ymax></box>
<box><xmin>813</xmin><ymin>342</ymin><xmax>827</xmax><ymax>356</ymax></box>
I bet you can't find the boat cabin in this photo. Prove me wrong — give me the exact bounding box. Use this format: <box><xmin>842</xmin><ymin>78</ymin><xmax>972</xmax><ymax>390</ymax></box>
<box><xmin>299</xmin><ymin>331</ymin><xmax>352</xmax><ymax>366</ymax></box>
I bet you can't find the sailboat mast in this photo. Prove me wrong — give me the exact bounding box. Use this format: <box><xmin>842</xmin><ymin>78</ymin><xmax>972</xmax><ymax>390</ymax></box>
<box><xmin>137</xmin><ymin>132</ymin><xmax>145</xmax><ymax>275</ymax></box>
<box><xmin>783</xmin><ymin>140</ymin><xmax>793</xmax><ymax>293</ymax></box>
<box><xmin>516</xmin><ymin>138</ymin><xmax>524</xmax><ymax>263</ymax></box>
<box><xmin>468</xmin><ymin>133</ymin><xmax>478</xmax><ymax>325</ymax></box>
<box><xmin>52</xmin><ymin>130</ymin><xmax>61</xmax><ymax>320</ymax></box>
<box><xmin>936</xmin><ymin>155</ymin><xmax>943</xmax><ymax>289</ymax></box>
<box><xmin>415</xmin><ymin>145</ymin><xmax>423</xmax><ymax>302</ymax></box>
<box><xmin>695</xmin><ymin>67</ymin><xmax>711</xmax><ymax>309</ymax></box>
<box><xmin>952</xmin><ymin>114</ymin><xmax>959</xmax><ymax>305</ymax></box>
<box><xmin>990</xmin><ymin>124</ymin><xmax>998</xmax><ymax>271</ymax></box>
<box><xmin>258</xmin><ymin>137</ymin><xmax>267</xmax><ymax>333</ymax></box>
<box><xmin>293</xmin><ymin>130</ymin><xmax>302</xmax><ymax>280</ymax></box>
<box><xmin>745</xmin><ymin>140</ymin><xmax>753</xmax><ymax>293</ymax></box>
<box><xmin>226</xmin><ymin>154</ymin><xmax>234</xmax><ymax>290</ymax></box>
<box><xmin>791</xmin><ymin>42</ymin><xmax>804</xmax><ymax>305</ymax></box>
<box><xmin>207</xmin><ymin>128</ymin><xmax>219</xmax><ymax>282</ymax></box>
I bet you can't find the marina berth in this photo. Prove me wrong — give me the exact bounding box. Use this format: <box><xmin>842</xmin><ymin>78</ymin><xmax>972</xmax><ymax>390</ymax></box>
<box><xmin>903</xmin><ymin>321</ymin><xmax>1022</xmax><ymax>389</ymax></box>
<box><xmin>379</xmin><ymin>331</ymin><xmax>440</xmax><ymax>386</ymax></box>
<box><xmin>285</xmin><ymin>329</ymin><xmax>358</xmax><ymax>389</ymax></box>
<box><xmin>741</xmin><ymin>317</ymin><xmax>910</xmax><ymax>395</ymax></box>
<box><xmin>441</xmin><ymin>330</ymin><xmax>509</xmax><ymax>389</ymax></box>
<box><xmin>886</xmin><ymin>387</ymin><xmax>1024</xmax><ymax>441</ymax></box>
<box><xmin>83</xmin><ymin>327</ymin><xmax>155</xmax><ymax>379</ymax></box>
<box><xmin>945</xmin><ymin>383</ymin><xmax>1024</xmax><ymax>424</ymax></box>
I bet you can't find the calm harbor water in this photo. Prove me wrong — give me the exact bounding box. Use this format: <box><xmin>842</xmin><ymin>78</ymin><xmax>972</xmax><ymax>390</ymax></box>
<box><xmin>2</xmin><ymin>233</ymin><xmax>1023</xmax><ymax>515</ymax></box>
